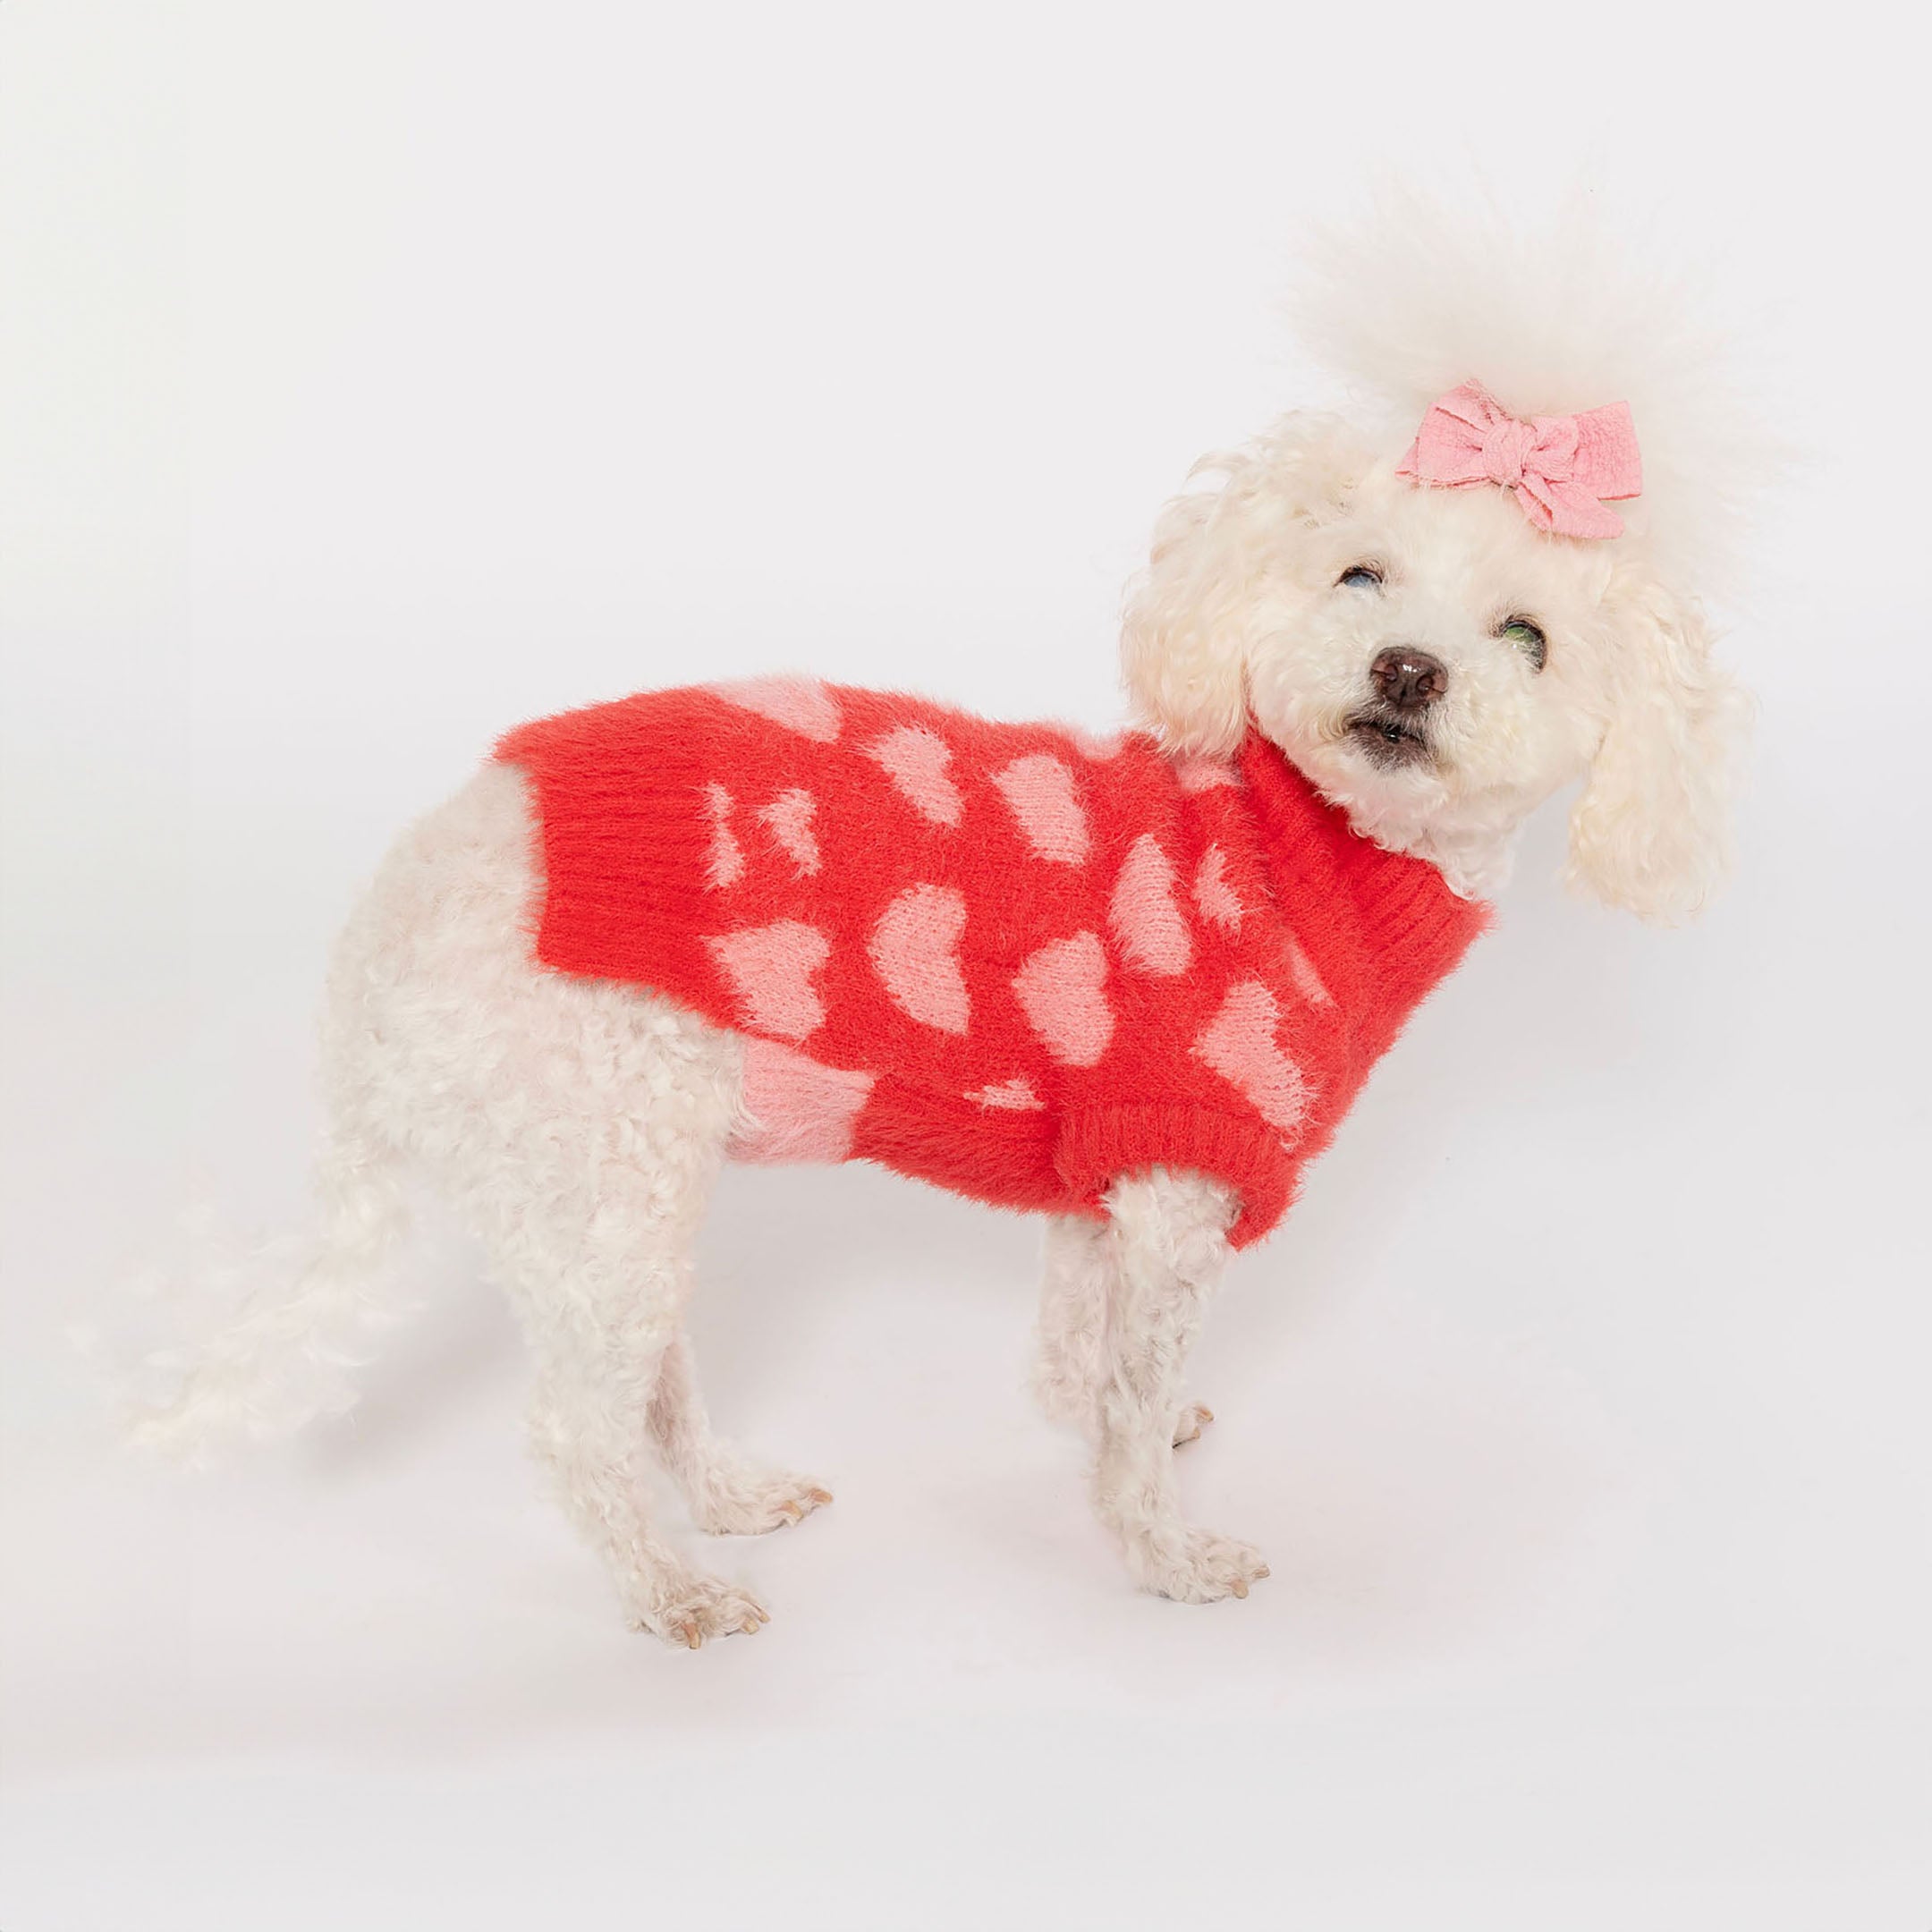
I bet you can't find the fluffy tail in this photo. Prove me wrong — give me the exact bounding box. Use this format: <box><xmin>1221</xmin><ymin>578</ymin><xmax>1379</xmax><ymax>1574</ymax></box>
<box><xmin>121</xmin><ymin>1135</ymin><xmax>414</xmax><ymax>1459</ymax></box>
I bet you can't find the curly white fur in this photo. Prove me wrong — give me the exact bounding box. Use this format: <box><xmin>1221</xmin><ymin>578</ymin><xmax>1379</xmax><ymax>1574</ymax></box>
<box><xmin>125</xmin><ymin>198</ymin><xmax>1756</xmax><ymax>1642</ymax></box>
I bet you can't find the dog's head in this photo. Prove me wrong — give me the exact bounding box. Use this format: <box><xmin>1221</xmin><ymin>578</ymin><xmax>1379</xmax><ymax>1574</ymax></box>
<box><xmin>1122</xmin><ymin>200</ymin><xmax>1759</xmax><ymax>919</ymax></box>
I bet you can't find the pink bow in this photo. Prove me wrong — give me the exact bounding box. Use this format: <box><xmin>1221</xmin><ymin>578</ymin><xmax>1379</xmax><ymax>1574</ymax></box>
<box><xmin>1396</xmin><ymin>381</ymin><xmax>1643</xmax><ymax>539</ymax></box>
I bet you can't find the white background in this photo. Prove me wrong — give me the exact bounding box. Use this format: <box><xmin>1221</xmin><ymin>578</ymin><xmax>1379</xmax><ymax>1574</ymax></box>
<box><xmin>4</xmin><ymin>3</ymin><xmax>1928</xmax><ymax>1927</ymax></box>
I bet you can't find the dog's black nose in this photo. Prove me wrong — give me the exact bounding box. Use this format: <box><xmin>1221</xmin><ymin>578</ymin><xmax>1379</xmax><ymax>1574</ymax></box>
<box><xmin>1369</xmin><ymin>648</ymin><xmax>1448</xmax><ymax>712</ymax></box>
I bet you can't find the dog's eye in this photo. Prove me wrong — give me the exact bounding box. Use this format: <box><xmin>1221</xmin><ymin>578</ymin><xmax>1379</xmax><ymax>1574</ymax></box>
<box><xmin>1338</xmin><ymin>564</ymin><xmax>1384</xmax><ymax>589</ymax></box>
<box><xmin>1499</xmin><ymin>615</ymin><xmax>1548</xmax><ymax>672</ymax></box>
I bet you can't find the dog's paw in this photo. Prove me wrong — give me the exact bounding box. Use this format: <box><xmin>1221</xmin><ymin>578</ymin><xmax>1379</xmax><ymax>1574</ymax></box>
<box><xmin>631</xmin><ymin>1573</ymin><xmax>772</xmax><ymax>1649</ymax></box>
<box><xmin>694</xmin><ymin>1470</ymin><xmax>834</xmax><ymax>1538</ymax></box>
<box><xmin>1131</xmin><ymin>1526</ymin><xmax>1269</xmax><ymax>1605</ymax></box>
<box><xmin>1172</xmin><ymin>1402</ymin><xmax>1215</xmax><ymax>1448</ymax></box>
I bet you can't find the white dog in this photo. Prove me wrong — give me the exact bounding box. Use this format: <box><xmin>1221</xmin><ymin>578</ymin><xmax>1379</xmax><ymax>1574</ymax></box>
<box><xmin>131</xmin><ymin>206</ymin><xmax>1752</xmax><ymax>1647</ymax></box>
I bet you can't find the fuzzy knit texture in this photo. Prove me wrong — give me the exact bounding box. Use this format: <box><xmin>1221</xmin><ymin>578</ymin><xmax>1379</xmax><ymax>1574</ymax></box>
<box><xmin>496</xmin><ymin>676</ymin><xmax>1491</xmax><ymax>1247</ymax></box>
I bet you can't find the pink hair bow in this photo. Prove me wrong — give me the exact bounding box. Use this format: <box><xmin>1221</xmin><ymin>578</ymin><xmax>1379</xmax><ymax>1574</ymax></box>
<box><xmin>1396</xmin><ymin>380</ymin><xmax>1643</xmax><ymax>539</ymax></box>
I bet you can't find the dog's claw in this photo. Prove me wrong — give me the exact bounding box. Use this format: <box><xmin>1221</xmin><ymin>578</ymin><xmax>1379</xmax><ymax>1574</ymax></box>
<box><xmin>640</xmin><ymin>1579</ymin><xmax>772</xmax><ymax>1648</ymax></box>
<box><xmin>1231</xmin><ymin>1577</ymin><xmax>1249</xmax><ymax>1599</ymax></box>
<box><xmin>1173</xmin><ymin>1402</ymin><xmax>1216</xmax><ymax>1448</ymax></box>
<box><xmin>696</xmin><ymin>1473</ymin><xmax>833</xmax><ymax>1537</ymax></box>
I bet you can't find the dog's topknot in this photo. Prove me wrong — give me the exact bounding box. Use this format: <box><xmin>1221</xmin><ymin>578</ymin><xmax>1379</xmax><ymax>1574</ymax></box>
<box><xmin>1287</xmin><ymin>186</ymin><xmax>1775</xmax><ymax>601</ymax></box>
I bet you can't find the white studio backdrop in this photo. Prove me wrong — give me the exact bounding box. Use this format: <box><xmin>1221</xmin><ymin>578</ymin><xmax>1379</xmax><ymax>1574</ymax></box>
<box><xmin>2</xmin><ymin>4</ymin><xmax>1928</xmax><ymax>1928</ymax></box>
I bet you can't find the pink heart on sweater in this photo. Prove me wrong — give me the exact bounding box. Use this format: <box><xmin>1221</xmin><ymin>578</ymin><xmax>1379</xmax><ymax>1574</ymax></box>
<box><xmin>731</xmin><ymin>1038</ymin><xmax>875</xmax><ymax>1163</ymax></box>
<box><xmin>865</xmin><ymin>724</ymin><xmax>963</xmax><ymax>827</ymax></box>
<box><xmin>707</xmin><ymin>919</ymin><xmax>831</xmax><ymax>1040</ymax></box>
<box><xmin>1014</xmin><ymin>931</ymin><xmax>1114</xmax><ymax>1067</ymax></box>
<box><xmin>992</xmin><ymin>754</ymin><xmax>1089</xmax><ymax>865</ymax></box>
<box><xmin>1193</xmin><ymin>980</ymin><xmax>1310</xmax><ymax>1137</ymax></box>
<box><xmin>1109</xmin><ymin>834</ymin><xmax>1191</xmax><ymax>976</ymax></box>
<box><xmin>758</xmin><ymin>787</ymin><xmax>821</xmax><ymax>876</ymax></box>
<box><xmin>708</xmin><ymin>675</ymin><xmax>843</xmax><ymax>742</ymax></box>
<box><xmin>1192</xmin><ymin>845</ymin><xmax>1242</xmax><ymax>932</ymax></box>
<box><xmin>870</xmin><ymin>884</ymin><xmax>971</xmax><ymax>1034</ymax></box>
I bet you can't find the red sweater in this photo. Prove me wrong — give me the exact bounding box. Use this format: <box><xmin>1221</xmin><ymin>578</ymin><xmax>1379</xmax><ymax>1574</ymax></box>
<box><xmin>496</xmin><ymin>677</ymin><xmax>1489</xmax><ymax>1247</ymax></box>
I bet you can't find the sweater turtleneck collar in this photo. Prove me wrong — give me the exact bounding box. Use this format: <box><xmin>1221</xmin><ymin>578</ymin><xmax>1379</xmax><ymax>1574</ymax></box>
<box><xmin>1231</xmin><ymin>730</ymin><xmax>1493</xmax><ymax>1012</ymax></box>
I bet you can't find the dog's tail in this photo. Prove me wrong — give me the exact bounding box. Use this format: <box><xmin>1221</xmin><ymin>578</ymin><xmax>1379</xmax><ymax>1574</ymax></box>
<box><xmin>120</xmin><ymin>1131</ymin><xmax>415</xmax><ymax>1459</ymax></box>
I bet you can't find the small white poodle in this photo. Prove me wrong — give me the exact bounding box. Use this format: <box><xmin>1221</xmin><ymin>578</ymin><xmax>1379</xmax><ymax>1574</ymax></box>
<box><xmin>131</xmin><ymin>203</ymin><xmax>1753</xmax><ymax>1647</ymax></box>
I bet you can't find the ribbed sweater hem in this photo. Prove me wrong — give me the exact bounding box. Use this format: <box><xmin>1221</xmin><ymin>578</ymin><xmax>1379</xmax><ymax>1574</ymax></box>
<box><xmin>1057</xmin><ymin>1104</ymin><xmax>1291</xmax><ymax>1249</ymax></box>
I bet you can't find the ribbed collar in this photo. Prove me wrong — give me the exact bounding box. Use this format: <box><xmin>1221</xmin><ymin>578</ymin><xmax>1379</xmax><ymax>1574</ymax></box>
<box><xmin>1232</xmin><ymin>732</ymin><xmax>1493</xmax><ymax>996</ymax></box>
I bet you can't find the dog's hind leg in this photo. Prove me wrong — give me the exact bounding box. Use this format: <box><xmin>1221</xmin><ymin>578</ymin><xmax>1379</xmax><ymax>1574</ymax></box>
<box><xmin>522</xmin><ymin>1314</ymin><xmax>770</xmax><ymax>1648</ymax></box>
<box><xmin>479</xmin><ymin>1129</ymin><xmax>775</xmax><ymax>1647</ymax></box>
<box><xmin>647</xmin><ymin>1330</ymin><xmax>833</xmax><ymax>1537</ymax></box>
<box><xmin>347</xmin><ymin>763</ymin><xmax>794</xmax><ymax>1640</ymax></box>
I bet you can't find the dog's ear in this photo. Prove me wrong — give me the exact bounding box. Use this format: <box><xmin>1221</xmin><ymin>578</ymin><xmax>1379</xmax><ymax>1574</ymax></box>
<box><xmin>1565</xmin><ymin>577</ymin><xmax>1751</xmax><ymax>923</ymax></box>
<box><xmin>1122</xmin><ymin>415</ymin><xmax>1358</xmax><ymax>758</ymax></box>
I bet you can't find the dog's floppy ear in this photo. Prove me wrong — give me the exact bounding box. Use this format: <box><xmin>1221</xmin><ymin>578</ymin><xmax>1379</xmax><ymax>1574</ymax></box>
<box><xmin>1122</xmin><ymin>414</ymin><xmax>1358</xmax><ymax>758</ymax></box>
<box><xmin>1565</xmin><ymin>578</ymin><xmax>1751</xmax><ymax>924</ymax></box>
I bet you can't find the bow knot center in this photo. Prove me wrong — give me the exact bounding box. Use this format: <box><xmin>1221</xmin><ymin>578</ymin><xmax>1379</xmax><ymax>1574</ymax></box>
<box><xmin>1479</xmin><ymin>417</ymin><xmax>1538</xmax><ymax>489</ymax></box>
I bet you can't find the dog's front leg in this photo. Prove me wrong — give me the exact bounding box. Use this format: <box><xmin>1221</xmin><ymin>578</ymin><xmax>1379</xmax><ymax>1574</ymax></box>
<box><xmin>1092</xmin><ymin>1167</ymin><xmax>1269</xmax><ymax>1605</ymax></box>
<box><xmin>1036</xmin><ymin>1213</ymin><xmax>1214</xmax><ymax>1449</ymax></box>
